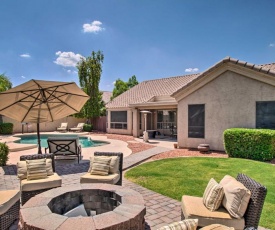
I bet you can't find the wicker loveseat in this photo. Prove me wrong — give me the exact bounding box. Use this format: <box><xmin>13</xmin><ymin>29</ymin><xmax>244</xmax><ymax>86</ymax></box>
<box><xmin>80</xmin><ymin>152</ymin><xmax>123</xmax><ymax>185</ymax></box>
<box><xmin>18</xmin><ymin>154</ymin><xmax>62</xmax><ymax>205</ymax></box>
<box><xmin>181</xmin><ymin>173</ymin><xmax>267</xmax><ymax>230</ymax></box>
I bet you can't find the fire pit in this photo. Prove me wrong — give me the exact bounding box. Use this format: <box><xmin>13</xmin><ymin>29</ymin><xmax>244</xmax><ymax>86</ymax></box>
<box><xmin>19</xmin><ymin>184</ymin><xmax>146</xmax><ymax>230</ymax></box>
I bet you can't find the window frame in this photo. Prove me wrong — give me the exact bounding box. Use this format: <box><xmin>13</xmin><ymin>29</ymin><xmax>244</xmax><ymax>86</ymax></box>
<box><xmin>188</xmin><ymin>104</ymin><xmax>205</xmax><ymax>138</ymax></box>
<box><xmin>256</xmin><ymin>101</ymin><xmax>275</xmax><ymax>129</ymax></box>
<box><xmin>110</xmin><ymin>111</ymin><xmax>128</xmax><ymax>130</ymax></box>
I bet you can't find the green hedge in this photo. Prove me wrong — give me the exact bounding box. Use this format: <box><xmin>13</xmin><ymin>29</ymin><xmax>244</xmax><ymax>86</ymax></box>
<box><xmin>0</xmin><ymin>123</ymin><xmax>13</xmax><ymax>134</ymax></box>
<box><xmin>224</xmin><ymin>128</ymin><xmax>275</xmax><ymax>161</ymax></box>
<box><xmin>83</xmin><ymin>124</ymin><xmax>93</xmax><ymax>132</ymax></box>
<box><xmin>0</xmin><ymin>142</ymin><xmax>9</xmax><ymax>166</ymax></box>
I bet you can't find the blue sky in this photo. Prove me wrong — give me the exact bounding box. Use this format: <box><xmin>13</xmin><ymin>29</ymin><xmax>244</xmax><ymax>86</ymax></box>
<box><xmin>0</xmin><ymin>0</ymin><xmax>274</xmax><ymax>91</ymax></box>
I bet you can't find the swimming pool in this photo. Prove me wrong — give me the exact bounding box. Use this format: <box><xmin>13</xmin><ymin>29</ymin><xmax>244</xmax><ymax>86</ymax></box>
<box><xmin>14</xmin><ymin>134</ymin><xmax>109</xmax><ymax>148</ymax></box>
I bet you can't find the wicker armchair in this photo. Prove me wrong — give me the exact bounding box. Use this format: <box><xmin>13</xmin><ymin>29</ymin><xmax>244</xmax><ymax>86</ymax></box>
<box><xmin>80</xmin><ymin>152</ymin><xmax>123</xmax><ymax>185</ymax></box>
<box><xmin>181</xmin><ymin>173</ymin><xmax>267</xmax><ymax>229</ymax></box>
<box><xmin>19</xmin><ymin>154</ymin><xmax>62</xmax><ymax>205</ymax></box>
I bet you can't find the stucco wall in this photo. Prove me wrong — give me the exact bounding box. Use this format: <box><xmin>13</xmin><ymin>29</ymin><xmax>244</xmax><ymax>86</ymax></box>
<box><xmin>2</xmin><ymin>116</ymin><xmax>86</xmax><ymax>133</ymax></box>
<box><xmin>177</xmin><ymin>70</ymin><xmax>275</xmax><ymax>151</ymax></box>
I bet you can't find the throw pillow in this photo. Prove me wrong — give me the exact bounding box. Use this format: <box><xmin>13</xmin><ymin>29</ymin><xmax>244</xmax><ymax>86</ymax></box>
<box><xmin>203</xmin><ymin>178</ymin><xmax>224</xmax><ymax>211</ymax></box>
<box><xmin>26</xmin><ymin>159</ymin><xmax>47</xmax><ymax>180</ymax></box>
<box><xmin>220</xmin><ymin>175</ymin><xmax>251</xmax><ymax>218</ymax></box>
<box><xmin>17</xmin><ymin>161</ymin><xmax>27</xmax><ymax>180</ymax></box>
<box><xmin>200</xmin><ymin>224</ymin><xmax>235</xmax><ymax>230</ymax></box>
<box><xmin>157</xmin><ymin>219</ymin><xmax>198</xmax><ymax>230</ymax></box>
<box><xmin>91</xmin><ymin>156</ymin><xmax>111</xmax><ymax>176</ymax></box>
<box><xmin>45</xmin><ymin>159</ymin><xmax>54</xmax><ymax>176</ymax></box>
<box><xmin>88</xmin><ymin>156</ymin><xmax>119</xmax><ymax>174</ymax></box>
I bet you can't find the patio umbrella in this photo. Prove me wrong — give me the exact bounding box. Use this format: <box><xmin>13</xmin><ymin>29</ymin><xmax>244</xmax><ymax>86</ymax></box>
<box><xmin>0</xmin><ymin>79</ymin><xmax>89</xmax><ymax>154</ymax></box>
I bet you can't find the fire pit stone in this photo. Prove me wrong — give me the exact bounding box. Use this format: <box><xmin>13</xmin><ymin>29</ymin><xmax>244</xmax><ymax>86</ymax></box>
<box><xmin>19</xmin><ymin>183</ymin><xmax>146</xmax><ymax>230</ymax></box>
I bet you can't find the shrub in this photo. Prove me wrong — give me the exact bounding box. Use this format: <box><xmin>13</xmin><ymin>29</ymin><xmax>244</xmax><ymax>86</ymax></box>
<box><xmin>83</xmin><ymin>124</ymin><xmax>93</xmax><ymax>132</ymax></box>
<box><xmin>0</xmin><ymin>142</ymin><xmax>9</xmax><ymax>166</ymax></box>
<box><xmin>224</xmin><ymin>128</ymin><xmax>275</xmax><ymax>161</ymax></box>
<box><xmin>0</xmin><ymin>122</ymin><xmax>13</xmax><ymax>134</ymax></box>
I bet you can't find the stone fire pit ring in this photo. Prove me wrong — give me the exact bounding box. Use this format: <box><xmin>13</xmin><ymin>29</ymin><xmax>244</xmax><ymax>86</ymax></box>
<box><xmin>19</xmin><ymin>183</ymin><xmax>146</xmax><ymax>230</ymax></box>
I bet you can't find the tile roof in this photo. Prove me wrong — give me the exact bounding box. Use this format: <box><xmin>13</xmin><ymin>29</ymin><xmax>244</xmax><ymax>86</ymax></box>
<box><xmin>106</xmin><ymin>74</ymin><xmax>200</xmax><ymax>108</ymax></box>
<box><xmin>106</xmin><ymin>57</ymin><xmax>275</xmax><ymax>109</ymax></box>
<box><xmin>259</xmin><ymin>63</ymin><xmax>275</xmax><ymax>72</ymax></box>
<box><xmin>101</xmin><ymin>91</ymin><xmax>112</xmax><ymax>104</ymax></box>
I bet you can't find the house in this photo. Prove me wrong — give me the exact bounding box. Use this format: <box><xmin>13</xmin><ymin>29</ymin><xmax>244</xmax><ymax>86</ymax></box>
<box><xmin>106</xmin><ymin>57</ymin><xmax>275</xmax><ymax>151</ymax></box>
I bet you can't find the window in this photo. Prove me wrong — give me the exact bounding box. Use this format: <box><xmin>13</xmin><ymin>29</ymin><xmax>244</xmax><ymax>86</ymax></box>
<box><xmin>110</xmin><ymin>111</ymin><xmax>127</xmax><ymax>129</ymax></box>
<box><xmin>256</xmin><ymin>101</ymin><xmax>275</xmax><ymax>129</ymax></box>
<box><xmin>188</xmin><ymin>104</ymin><xmax>205</xmax><ymax>138</ymax></box>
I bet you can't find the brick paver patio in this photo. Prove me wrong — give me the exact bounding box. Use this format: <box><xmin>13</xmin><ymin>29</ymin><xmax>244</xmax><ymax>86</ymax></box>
<box><xmin>0</xmin><ymin>146</ymin><xmax>182</xmax><ymax>230</ymax></box>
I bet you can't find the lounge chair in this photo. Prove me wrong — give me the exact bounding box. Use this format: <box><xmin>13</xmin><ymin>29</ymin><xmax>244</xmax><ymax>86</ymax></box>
<box><xmin>45</xmin><ymin>137</ymin><xmax>82</xmax><ymax>163</ymax></box>
<box><xmin>69</xmin><ymin>123</ymin><xmax>85</xmax><ymax>132</ymax></box>
<box><xmin>80</xmin><ymin>152</ymin><xmax>123</xmax><ymax>185</ymax></box>
<box><xmin>181</xmin><ymin>173</ymin><xmax>267</xmax><ymax>229</ymax></box>
<box><xmin>18</xmin><ymin>153</ymin><xmax>62</xmax><ymax>205</ymax></box>
<box><xmin>56</xmin><ymin>122</ymin><xmax>68</xmax><ymax>132</ymax></box>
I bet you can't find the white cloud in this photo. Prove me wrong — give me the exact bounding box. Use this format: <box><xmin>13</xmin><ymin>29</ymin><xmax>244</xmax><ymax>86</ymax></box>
<box><xmin>112</xmin><ymin>81</ymin><xmax>116</xmax><ymax>85</ymax></box>
<box><xmin>185</xmin><ymin>68</ymin><xmax>199</xmax><ymax>73</ymax></box>
<box><xmin>20</xmin><ymin>53</ymin><xmax>31</xmax><ymax>58</ymax></box>
<box><xmin>21</xmin><ymin>76</ymin><xmax>25</xmax><ymax>79</ymax></box>
<box><xmin>269</xmin><ymin>43</ymin><xmax>275</xmax><ymax>47</ymax></box>
<box><xmin>83</xmin><ymin>20</ymin><xmax>105</xmax><ymax>33</ymax></box>
<box><xmin>54</xmin><ymin>51</ymin><xmax>84</xmax><ymax>67</ymax></box>
<box><xmin>66</xmin><ymin>69</ymin><xmax>77</xmax><ymax>74</ymax></box>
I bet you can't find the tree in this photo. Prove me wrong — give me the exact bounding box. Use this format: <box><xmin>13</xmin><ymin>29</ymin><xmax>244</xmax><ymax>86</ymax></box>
<box><xmin>111</xmin><ymin>75</ymin><xmax>139</xmax><ymax>100</ymax></box>
<box><xmin>127</xmin><ymin>75</ymin><xmax>138</xmax><ymax>88</ymax></box>
<box><xmin>0</xmin><ymin>74</ymin><xmax>12</xmax><ymax>92</ymax></box>
<box><xmin>76</xmin><ymin>51</ymin><xmax>104</xmax><ymax>123</ymax></box>
<box><xmin>0</xmin><ymin>74</ymin><xmax>12</xmax><ymax>123</ymax></box>
<box><xmin>111</xmin><ymin>79</ymin><xmax>128</xmax><ymax>100</ymax></box>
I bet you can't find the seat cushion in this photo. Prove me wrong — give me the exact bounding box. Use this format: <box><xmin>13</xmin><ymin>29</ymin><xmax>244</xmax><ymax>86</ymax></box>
<box><xmin>181</xmin><ymin>195</ymin><xmax>244</xmax><ymax>230</ymax></box>
<box><xmin>220</xmin><ymin>175</ymin><xmax>251</xmax><ymax>219</ymax></box>
<box><xmin>80</xmin><ymin>173</ymin><xmax>120</xmax><ymax>184</ymax></box>
<box><xmin>0</xmin><ymin>190</ymin><xmax>20</xmax><ymax>215</ymax></box>
<box><xmin>21</xmin><ymin>173</ymin><xmax>62</xmax><ymax>191</ymax></box>
<box><xmin>26</xmin><ymin>159</ymin><xmax>47</xmax><ymax>180</ymax></box>
<box><xmin>203</xmin><ymin>178</ymin><xmax>224</xmax><ymax>211</ymax></box>
<box><xmin>200</xmin><ymin>224</ymin><xmax>235</xmax><ymax>230</ymax></box>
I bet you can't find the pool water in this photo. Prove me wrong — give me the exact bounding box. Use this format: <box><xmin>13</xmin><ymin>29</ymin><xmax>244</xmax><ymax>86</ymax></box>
<box><xmin>14</xmin><ymin>134</ymin><xmax>109</xmax><ymax>148</ymax></box>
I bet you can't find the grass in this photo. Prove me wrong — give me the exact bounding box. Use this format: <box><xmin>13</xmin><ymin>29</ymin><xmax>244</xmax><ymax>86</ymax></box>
<box><xmin>125</xmin><ymin>157</ymin><xmax>275</xmax><ymax>229</ymax></box>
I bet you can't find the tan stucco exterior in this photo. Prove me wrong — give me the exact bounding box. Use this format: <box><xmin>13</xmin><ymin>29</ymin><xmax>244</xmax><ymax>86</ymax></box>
<box><xmin>176</xmin><ymin>69</ymin><xmax>275</xmax><ymax>151</ymax></box>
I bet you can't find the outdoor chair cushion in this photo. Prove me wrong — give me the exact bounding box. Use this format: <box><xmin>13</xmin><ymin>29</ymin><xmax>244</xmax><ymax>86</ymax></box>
<box><xmin>21</xmin><ymin>173</ymin><xmax>62</xmax><ymax>191</ymax></box>
<box><xmin>203</xmin><ymin>178</ymin><xmax>224</xmax><ymax>211</ymax></box>
<box><xmin>17</xmin><ymin>159</ymin><xmax>54</xmax><ymax>180</ymax></box>
<box><xmin>181</xmin><ymin>195</ymin><xmax>244</xmax><ymax>229</ymax></box>
<box><xmin>0</xmin><ymin>190</ymin><xmax>20</xmax><ymax>215</ymax></box>
<box><xmin>157</xmin><ymin>219</ymin><xmax>198</xmax><ymax>230</ymax></box>
<box><xmin>200</xmin><ymin>224</ymin><xmax>235</xmax><ymax>230</ymax></box>
<box><xmin>90</xmin><ymin>156</ymin><xmax>111</xmax><ymax>176</ymax></box>
<box><xmin>88</xmin><ymin>156</ymin><xmax>119</xmax><ymax>174</ymax></box>
<box><xmin>80</xmin><ymin>173</ymin><xmax>120</xmax><ymax>184</ymax></box>
<box><xmin>220</xmin><ymin>175</ymin><xmax>251</xmax><ymax>219</ymax></box>
<box><xmin>26</xmin><ymin>159</ymin><xmax>47</xmax><ymax>180</ymax></box>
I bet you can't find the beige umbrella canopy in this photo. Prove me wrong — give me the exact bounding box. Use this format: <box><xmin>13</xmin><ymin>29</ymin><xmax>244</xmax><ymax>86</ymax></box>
<box><xmin>0</xmin><ymin>79</ymin><xmax>89</xmax><ymax>153</ymax></box>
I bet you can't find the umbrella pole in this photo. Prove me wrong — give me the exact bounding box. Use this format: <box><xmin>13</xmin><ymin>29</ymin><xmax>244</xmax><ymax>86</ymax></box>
<box><xmin>37</xmin><ymin>123</ymin><xmax>42</xmax><ymax>154</ymax></box>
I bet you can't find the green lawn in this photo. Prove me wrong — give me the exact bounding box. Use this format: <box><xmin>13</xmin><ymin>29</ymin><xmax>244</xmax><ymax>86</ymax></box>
<box><xmin>125</xmin><ymin>157</ymin><xmax>275</xmax><ymax>229</ymax></box>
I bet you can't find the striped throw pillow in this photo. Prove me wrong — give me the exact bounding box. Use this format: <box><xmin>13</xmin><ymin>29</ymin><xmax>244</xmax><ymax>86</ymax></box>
<box><xmin>26</xmin><ymin>159</ymin><xmax>47</xmax><ymax>180</ymax></box>
<box><xmin>91</xmin><ymin>156</ymin><xmax>111</xmax><ymax>176</ymax></box>
<box><xmin>203</xmin><ymin>178</ymin><xmax>224</xmax><ymax>211</ymax></box>
<box><xmin>157</xmin><ymin>219</ymin><xmax>198</xmax><ymax>230</ymax></box>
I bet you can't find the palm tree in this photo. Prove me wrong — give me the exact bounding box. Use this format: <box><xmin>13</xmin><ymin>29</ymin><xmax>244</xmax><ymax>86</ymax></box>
<box><xmin>0</xmin><ymin>74</ymin><xmax>12</xmax><ymax>123</ymax></box>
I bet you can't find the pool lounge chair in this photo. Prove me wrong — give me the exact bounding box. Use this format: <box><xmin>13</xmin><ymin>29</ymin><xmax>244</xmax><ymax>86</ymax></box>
<box><xmin>69</xmin><ymin>123</ymin><xmax>85</xmax><ymax>132</ymax></box>
<box><xmin>56</xmin><ymin>122</ymin><xmax>68</xmax><ymax>132</ymax></box>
